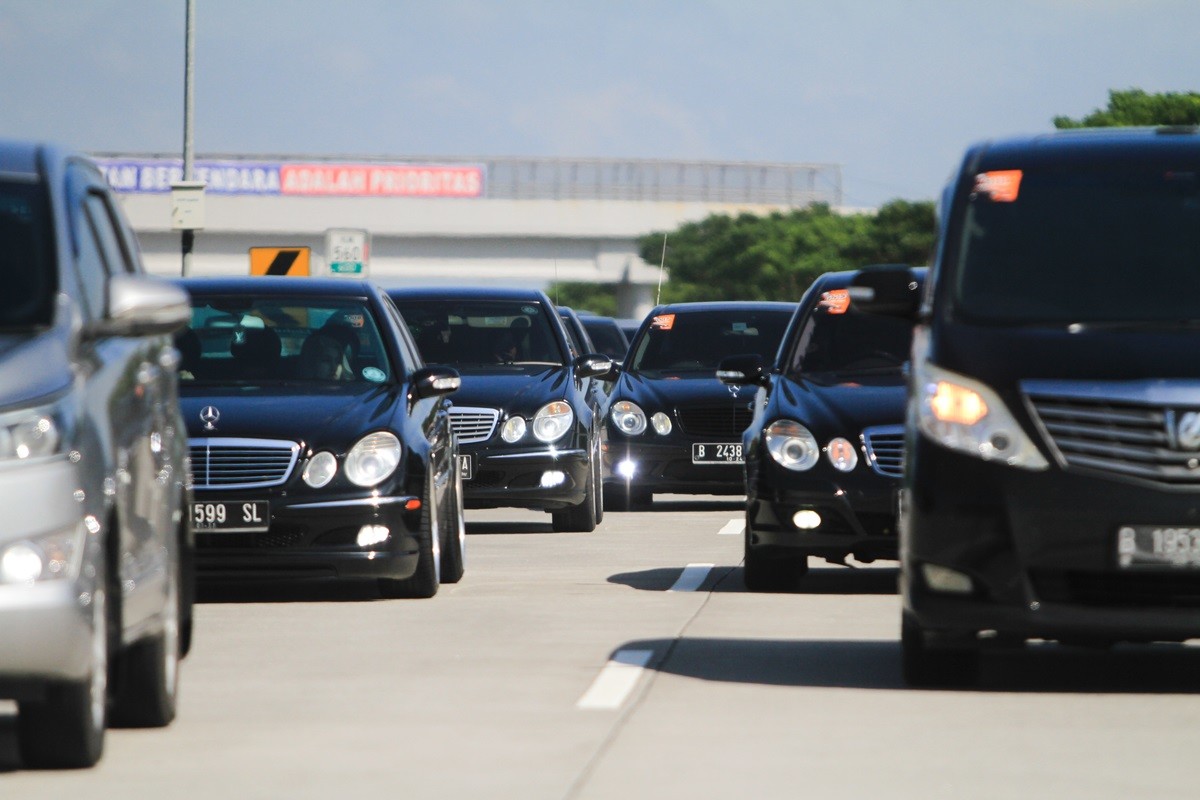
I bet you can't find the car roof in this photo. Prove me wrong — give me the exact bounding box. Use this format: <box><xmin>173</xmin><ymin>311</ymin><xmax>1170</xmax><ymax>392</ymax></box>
<box><xmin>647</xmin><ymin>300</ymin><xmax>798</xmax><ymax>315</ymax></box>
<box><xmin>970</xmin><ymin>126</ymin><xmax>1200</xmax><ymax>168</ymax></box>
<box><xmin>386</xmin><ymin>285</ymin><xmax>550</xmax><ymax>302</ymax></box>
<box><xmin>176</xmin><ymin>276</ymin><xmax>380</xmax><ymax>297</ymax></box>
<box><xmin>807</xmin><ymin>265</ymin><xmax>929</xmax><ymax>293</ymax></box>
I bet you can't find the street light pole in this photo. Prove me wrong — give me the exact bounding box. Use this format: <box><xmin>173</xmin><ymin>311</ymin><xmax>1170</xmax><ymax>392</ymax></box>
<box><xmin>181</xmin><ymin>0</ymin><xmax>196</xmax><ymax>276</ymax></box>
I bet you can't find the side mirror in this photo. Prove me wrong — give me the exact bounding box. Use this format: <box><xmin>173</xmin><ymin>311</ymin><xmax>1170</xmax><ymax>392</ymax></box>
<box><xmin>574</xmin><ymin>353</ymin><xmax>613</xmax><ymax>379</ymax></box>
<box><xmin>717</xmin><ymin>354</ymin><xmax>767</xmax><ymax>387</ymax></box>
<box><xmin>848</xmin><ymin>264</ymin><xmax>921</xmax><ymax>318</ymax></box>
<box><xmin>91</xmin><ymin>274</ymin><xmax>191</xmax><ymax>337</ymax></box>
<box><xmin>412</xmin><ymin>365</ymin><xmax>461</xmax><ymax>399</ymax></box>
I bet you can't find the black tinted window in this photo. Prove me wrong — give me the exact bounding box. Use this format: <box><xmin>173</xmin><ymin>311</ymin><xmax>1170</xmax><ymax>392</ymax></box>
<box><xmin>956</xmin><ymin>164</ymin><xmax>1200</xmax><ymax>323</ymax></box>
<box><xmin>629</xmin><ymin>308</ymin><xmax>792</xmax><ymax>374</ymax></box>
<box><xmin>393</xmin><ymin>299</ymin><xmax>565</xmax><ymax>365</ymax></box>
<box><xmin>0</xmin><ymin>178</ymin><xmax>54</xmax><ymax>328</ymax></box>
<box><xmin>788</xmin><ymin>289</ymin><xmax>913</xmax><ymax>383</ymax></box>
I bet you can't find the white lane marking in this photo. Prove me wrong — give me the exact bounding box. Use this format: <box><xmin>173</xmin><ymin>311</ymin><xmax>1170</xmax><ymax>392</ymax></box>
<box><xmin>718</xmin><ymin>519</ymin><xmax>744</xmax><ymax>536</ymax></box>
<box><xmin>669</xmin><ymin>563</ymin><xmax>714</xmax><ymax>593</ymax></box>
<box><xmin>577</xmin><ymin>649</ymin><xmax>655</xmax><ymax>710</ymax></box>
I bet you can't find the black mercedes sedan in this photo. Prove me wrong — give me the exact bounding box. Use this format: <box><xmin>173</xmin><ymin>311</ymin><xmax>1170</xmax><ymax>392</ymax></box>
<box><xmin>603</xmin><ymin>301</ymin><xmax>795</xmax><ymax>510</ymax></box>
<box><xmin>719</xmin><ymin>265</ymin><xmax>925</xmax><ymax>590</ymax></box>
<box><xmin>388</xmin><ymin>287</ymin><xmax>612</xmax><ymax>532</ymax></box>
<box><xmin>174</xmin><ymin>277</ymin><xmax>463</xmax><ymax>598</ymax></box>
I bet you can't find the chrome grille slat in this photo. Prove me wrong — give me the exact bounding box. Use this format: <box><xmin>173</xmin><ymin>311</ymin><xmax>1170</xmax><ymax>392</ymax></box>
<box><xmin>1027</xmin><ymin>390</ymin><xmax>1200</xmax><ymax>486</ymax></box>
<box><xmin>676</xmin><ymin>406</ymin><xmax>754</xmax><ymax>438</ymax></box>
<box><xmin>189</xmin><ymin>437</ymin><xmax>300</xmax><ymax>489</ymax></box>
<box><xmin>449</xmin><ymin>406</ymin><xmax>500</xmax><ymax>444</ymax></box>
<box><xmin>862</xmin><ymin>425</ymin><xmax>904</xmax><ymax>478</ymax></box>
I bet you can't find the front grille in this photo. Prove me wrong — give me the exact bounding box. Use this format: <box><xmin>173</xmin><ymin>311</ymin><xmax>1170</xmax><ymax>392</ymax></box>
<box><xmin>677</xmin><ymin>406</ymin><xmax>754</xmax><ymax>438</ymax></box>
<box><xmin>189</xmin><ymin>438</ymin><xmax>299</xmax><ymax>489</ymax></box>
<box><xmin>1024</xmin><ymin>389</ymin><xmax>1200</xmax><ymax>486</ymax></box>
<box><xmin>862</xmin><ymin>425</ymin><xmax>904</xmax><ymax>478</ymax></box>
<box><xmin>450</xmin><ymin>406</ymin><xmax>500</xmax><ymax>444</ymax></box>
<box><xmin>1031</xmin><ymin>569</ymin><xmax>1200</xmax><ymax>609</ymax></box>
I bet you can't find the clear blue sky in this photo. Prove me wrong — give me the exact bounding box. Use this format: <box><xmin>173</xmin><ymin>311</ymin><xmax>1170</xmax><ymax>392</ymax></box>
<box><xmin>2</xmin><ymin>0</ymin><xmax>1196</xmax><ymax>208</ymax></box>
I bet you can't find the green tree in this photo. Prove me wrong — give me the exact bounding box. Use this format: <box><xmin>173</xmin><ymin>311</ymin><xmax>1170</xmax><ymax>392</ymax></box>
<box><xmin>1053</xmin><ymin>88</ymin><xmax>1200</xmax><ymax>128</ymax></box>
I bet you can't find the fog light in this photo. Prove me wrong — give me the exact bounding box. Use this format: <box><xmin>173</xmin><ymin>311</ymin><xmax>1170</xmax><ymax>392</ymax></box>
<box><xmin>356</xmin><ymin>525</ymin><xmax>390</xmax><ymax>548</ymax></box>
<box><xmin>616</xmin><ymin>459</ymin><xmax>637</xmax><ymax>479</ymax></box>
<box><xmin>921</xmin><ymin>563</ymin><xmax>974</xmax><ymax>594</ymax></box>
<box><xmin>541</xmin><ymin>470</ymin><xmax>566</xmax><ymax>488</ymax></box>
<box><xmin>792</xmin><ymin>510</ymin><xmax>821</xmax><ymax>530</ymax></box>
<box><xmin>1</xmin><ymin>543</ymin><xmax>43</xmax><ymax>583</ymax></box>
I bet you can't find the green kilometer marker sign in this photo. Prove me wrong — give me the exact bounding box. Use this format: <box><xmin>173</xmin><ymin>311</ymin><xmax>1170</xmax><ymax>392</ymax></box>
<box><xmin>325</xmin><ymin>228</ymin><xmax>370</xmax><ymax>277</ymax></box>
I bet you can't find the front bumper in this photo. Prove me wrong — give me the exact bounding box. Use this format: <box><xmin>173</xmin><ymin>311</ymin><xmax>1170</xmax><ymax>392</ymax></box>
<box><xmin>904</xmin><ymin>436</ymin><xmax>1200</xmax><ymax>643</ymax></box>
<box><xmin>603</xmin><ymin>438</ymin><xmax>745</xmax><ymax>496</ymax></box>
<box><xmin>192</xmin><ymin>493</ymin><xmax>422</xmax><ymax>582</ymax></box>
<box><xmin>459</xmin><ymin>444</ymin><xmax>589</xmax><ymax>510</ymax></box>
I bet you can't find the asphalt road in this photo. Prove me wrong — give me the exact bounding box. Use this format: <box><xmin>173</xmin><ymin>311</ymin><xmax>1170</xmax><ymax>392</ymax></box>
<box><xmin>4</xmin><ymin>496</ymin><xmax>1200</xmax><ymax>798</ymax></box>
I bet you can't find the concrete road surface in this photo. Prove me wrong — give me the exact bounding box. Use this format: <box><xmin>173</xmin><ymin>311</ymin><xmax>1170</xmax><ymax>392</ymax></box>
<box><xmin>4</xmin><ymin>495</ymin><xmax>1200</xmax><ymax>798</ymax></box>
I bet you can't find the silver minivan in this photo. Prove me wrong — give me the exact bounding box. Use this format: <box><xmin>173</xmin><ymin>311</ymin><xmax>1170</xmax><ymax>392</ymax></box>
<box><xmin>0</xmin><ymin>140</ymin><xmax>192</xmax><ymax>767</ymax></box>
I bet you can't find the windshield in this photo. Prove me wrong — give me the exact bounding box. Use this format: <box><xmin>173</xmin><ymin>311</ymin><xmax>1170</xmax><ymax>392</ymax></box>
<box><xmin>629</xmin><ymin>308</ymin><xmax>792</xmax><ymax>375</ymax></box>
<box><xmin>955</xmin><ymin>163</ymin><xmax>1200</xmax><ymax>324</ymax></box>
<box><xmin>393</xmin><ymin>298</ymin><xmax>565</xmax><ymax>366</ymax></box>
<box><xmin>788</xmin><ymin>290</ymin><xmax>914</xmax><ymax>384</ymax></box>
<box><xmin>176</xmin><ymin>296</ymin><xmax>391</xmax><ymax>384</ymax></box>
<box><xmin>0</xmin><ymin>178</ymin><xmax>54</xmax><ymax>329</ymax></box>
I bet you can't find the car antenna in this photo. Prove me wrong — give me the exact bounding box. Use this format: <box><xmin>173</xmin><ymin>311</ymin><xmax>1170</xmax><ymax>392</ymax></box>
<box><xmin>554</xmin><ymin>258</ymin><xmax>560</xmax><ymax>305</ymax></box>
<box><xmin>656</xmin><ymin>233</ymin><xmax>668</xmax><ymax>305</ymax></box>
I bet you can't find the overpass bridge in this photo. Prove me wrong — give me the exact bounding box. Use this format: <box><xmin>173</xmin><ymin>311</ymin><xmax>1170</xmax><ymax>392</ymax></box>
<box><xmin>96</xmin><ymin>154</ymin><xmax>842</xmax><ymax>317</ymax></box>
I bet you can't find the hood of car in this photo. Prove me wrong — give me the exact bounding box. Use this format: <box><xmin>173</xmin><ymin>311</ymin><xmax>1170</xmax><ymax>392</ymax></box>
<box><xmin>770</xmin><ymin>375</ymin><xmax>907</xmax><ymax>435</ymax></box>
<box><xmin>179</xmin><ymin>385</ymin><xmax>401</xmax><ymax>445</ymax></box>
<box><xmin>449</xmin><ymin>365</ymin><xmax>571</xmax><ymax>413</ymax></box>
<box><xmin>613</xmin><ymin>370</ymin><xmax>757</xmax><ymax>411</ymax></box>
<box><xmin>0</xmin><ymin>331</ymin><xmax>73</xmax><ymax>407</ymax></box>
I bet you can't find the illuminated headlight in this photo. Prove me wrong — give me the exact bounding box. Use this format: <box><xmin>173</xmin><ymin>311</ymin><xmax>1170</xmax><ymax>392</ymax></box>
<box><xmin>532</xmin><ymin>402</ymin><xmax>574</xmax><ymax>443</ymax></box>
<box><xmin>345</xmin><ymin>432</ymin><xmax>402</xmax><ymax>487</ymax></box>
<box><xmin>0</xmin><ymin>527</ymin><xmax>85</xmax><ymax>584</ymax></box>
<box><xmin>765</xmin><ymin>420</ymin><xmax>819</xmax><ymax>471</ymax></box>
<box><xmin>303</xmin><ymin>451</ymin><xmax>338</xmax><ymax>488</ymax></box>
<box><xmin>356</xmin><ymin>525</ymin><xmax>390</xmax><ymax>548</ymax></box>
<box><xmin>616</xmin><ymin>459</ymin><xmax>637</xmax><ymax>479</ymax></box>
<box><xmin>501</xmin><ymin>416</ymin><xmax>527</xmax><ymax>443</ymax></box>
<box><xmin>792</xmin><ymin>510</ymin><xmax>822</xmax><ymax>530</ymax></box>
<box><xmin>915</xmin><ymin>360</ymin><xmax>1048</xmax><ymax>470</ymax></box>
<box><xmin>611</xmin><ymin>401</ymin><xmax>647</xmax><ymax>436</ymax></box>
<box><xmin>826</xmin><ymin>437</ymin><xmax>858</xmax><ymax>472</ymax></box>
<box><xmin>650</xmin><ymin>412</ymin><xmax>672</xmax><ymax>436</ymax></box>
<box><xmin>0</xmin><ymin>403</ymin><xmax>66</xmax><ymax>462</ymax></box>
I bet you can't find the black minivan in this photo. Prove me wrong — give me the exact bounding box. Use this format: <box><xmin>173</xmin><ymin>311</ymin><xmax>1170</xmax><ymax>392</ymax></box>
<box><xmin>865</xmin><ymin>127</ymin><xmax>1200</xmax><ymax>686</ymax></box>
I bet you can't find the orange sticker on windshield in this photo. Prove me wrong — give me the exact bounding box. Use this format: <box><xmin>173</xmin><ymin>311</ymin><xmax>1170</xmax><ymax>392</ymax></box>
<box><xmin>974</xmin><ymin>170</ymin><xmax>1023</xmax><ymax>202</ymax></box>
<box><xmin>651</xmin><ymin>313</ymin><xmax>676</xmax><ymax>330</ymax></box>
<box><xmin>819</xmin><ymin>289</ymin><xmax>850</xmax><ymax>315</ymax></box>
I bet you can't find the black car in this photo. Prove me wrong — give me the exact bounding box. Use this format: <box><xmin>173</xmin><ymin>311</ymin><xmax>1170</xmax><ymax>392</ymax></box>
<box><xmin>879</xmin><ymin>127</ymin><xmax>1200</xmax><ymax>686</ymax></box>
<box><xmin>604</xmin><ymin>301</ymin><xmax>795</xmax><ymax>509</ymax></box>
<box><xmin>175</xmin><ymin>277</ymin><xmax>462</xmax><ymax>598</ymax></box>
<box><xmin>389</xmin><ymin>287</ymin><xmax>612</xmax><ymax>532</ymax></box>
<box><xmin>719</xmin><ymin>266</ymin><xmax>925</xmax><ymax>590</ymax></box>
<box><xmin>579</xmin><ymin>314</ymin><xmax>630</xmax><ymax>362</ymax></box>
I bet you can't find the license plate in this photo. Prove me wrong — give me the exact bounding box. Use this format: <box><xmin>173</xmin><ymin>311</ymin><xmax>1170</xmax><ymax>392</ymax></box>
<box><xmin>1118</xmin><ymin>525</ymin><xmax>1200</xmax><ymax>568</ymax></box>
<box><xmin>692</xmin><ymin>442</ymin><xmax>743</xmax><ymax>464</ymax></box>
<box><xmin>457</xmin><ymin>454</ymin><xmax>474</xmax><ymax>480</ymax></box>
<box><xmin>190</xmin><ymin>500</ymin><xmax>270</xmax><ymax>532</ymax></box>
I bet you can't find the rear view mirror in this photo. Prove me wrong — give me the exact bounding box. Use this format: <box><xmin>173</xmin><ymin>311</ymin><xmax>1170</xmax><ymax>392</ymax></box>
<box><xmin>717</xmin><ymin>354</ymin><xmax>767</xmax><ymax>386</ymax></box>
<box><xmin>412</xmin><ymin>365</ymin><xmax>461</xmax><ymax>398</ymax></box>
<box><xmin>574</xmin><ymin>353</ymin><xmax>613</xmax><ymax>379</ymax></box>
<box><xmin>848</xmin><ymin>265</ymin><xmax>922</xmax><ymax>318</ymax></box>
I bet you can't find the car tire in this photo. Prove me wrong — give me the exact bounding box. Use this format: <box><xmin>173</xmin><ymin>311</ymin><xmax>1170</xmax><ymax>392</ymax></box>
<box><xmin>380</xmin><ymin>472</ymin><xmax>441</xmax><ymax>599</ymax></box>
<box><xmin>900</xmin><ymin>611</ymin><xmax>980</xmax><ymax>688</ymax></box>
<box><xmin>111</xmin><ymin>551</ymin><xmax>181</xmax><ymax>729</ymax></box>
<box><xmin>440</xmin><ymin>461</ymin><xmax>466</xmax><ymax>584</ymax></box>
<box><xmin>552</xmin><ymin>452</ymin><xmax>599</xmax><ymax>532</ymax></box>
<box><xmin>18</xmin><ymin>567</ymin><xmax>108</xmax><ymax>769</ymax></box>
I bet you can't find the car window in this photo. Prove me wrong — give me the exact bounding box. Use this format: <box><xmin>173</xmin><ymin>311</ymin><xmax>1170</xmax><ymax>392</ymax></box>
<box><xmin>787</xmin><ymin>290</ymin><xmax>914</xmax><ymax>384</ymax></box>
<box><xmin>84</xmin><ymin>193</ymin><xmax>134</xmax><ymax>275</ymax></box>
<box><xmin>178</xmin><ymin>295</ymin><xmax>393</xmax><ymax>384</ymax></box>
<box><xmin>629</xmin><ymin>309</ymin><xmax>792</xmax><ymax>375</ymax></box>
<box><xmin>393</xmin><ymin>299</ymin><xmax>566</xmax><ymax>366</ymax></box>
<box><xmin>581</xmin><ymin>318</ymin><xmax>628</xmax><ymax>360</ymax></box>
<box><xmin>0</xmin><ymin>177</ymin><xmax>55</xmax><ymax>328</ymax></box>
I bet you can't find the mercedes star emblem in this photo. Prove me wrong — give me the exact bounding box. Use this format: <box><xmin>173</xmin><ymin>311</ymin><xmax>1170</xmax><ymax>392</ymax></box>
<box><xmin>200</xmin><ymin>405</ymin><xmax>220</xmax><ymax>431</ymax></box>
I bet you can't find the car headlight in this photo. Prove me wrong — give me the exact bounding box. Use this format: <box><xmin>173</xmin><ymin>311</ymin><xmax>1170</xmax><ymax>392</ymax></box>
<box><xmin>0</xmin><ymin>526</ymin><xmax>85</xmax><ymax>584</ymax></box>
<box><xmin>345</xmin><ymin>432</ymin><xmax>402</xmax><ymax>487</ymax></box>
<box><xmin>651</xmin><ymin>412</ymin><xmax>672</xmax><ymax>436</ymax></box>
<box><xmin>611</xmin><ymin>401</ymin><xmax>647</xmax><ymax>436</ymax></box>
<box><xmin>532</xmin><ymin>401</ymin><xmax>574</xmax><ymax>443</ymax></box>
<box><xmin>0</xmin><ymin>404</ymin><xmax>65</xmax><ymax>462</ymax></box>
<box><xmin>501</xmin><ymin>416</ymin><xmax>527</xmax><ymax>443</ymax></box>
<box><xmin>826</xmin><ymin>437</ymin><xmax>858</xmax><ymax>472</ymax></box>
<box><xmin>765</xmin><ymin>420</ymin><xmax>819</xmax><ymax>471</ymax></box>
<box><xmin>303</xmin><ymin>451</ymin><xmax>338</xmax><ymax>488</ymax></box>
<box><xmin>915</xmin><ymin>361</ymin><xmax>1048</xmax><ymax>470</ymax></box>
